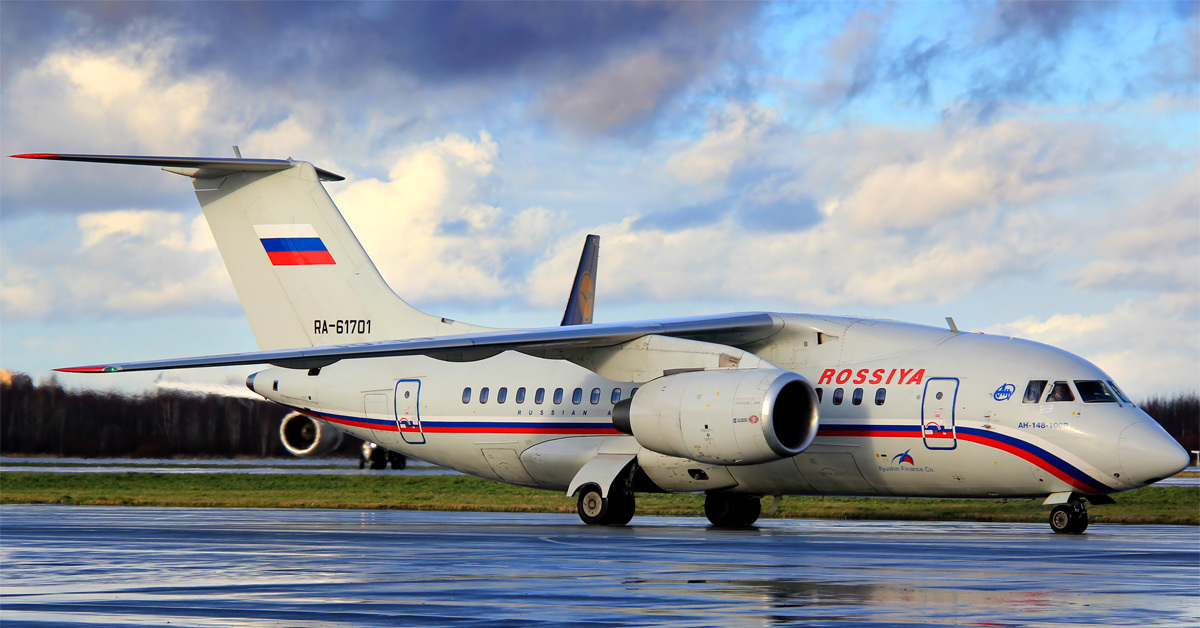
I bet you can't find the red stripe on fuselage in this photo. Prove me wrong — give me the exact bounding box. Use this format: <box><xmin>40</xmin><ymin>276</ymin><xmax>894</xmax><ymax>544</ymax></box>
<box><xmin>956</xmin><ymin>431</ymin><xmax>1094</xmax><ymax>492</ymax></box>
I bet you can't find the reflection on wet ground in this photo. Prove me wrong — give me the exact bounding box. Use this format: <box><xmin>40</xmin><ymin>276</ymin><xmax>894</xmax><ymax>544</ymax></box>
<box><xmin>2</xmin><ymin>506</ymin><xmax>1197</xmax><ymax>627</ymax></box>
<box><xmin>0</xmin><ymin>456</ymin><xmax>458</xmax><ymax>476</ymax></box>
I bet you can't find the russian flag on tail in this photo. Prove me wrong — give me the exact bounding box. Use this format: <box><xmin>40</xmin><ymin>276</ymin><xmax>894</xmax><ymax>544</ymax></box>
<box><xmin>254</xmin><ymin>224</ymin><xmax>335</xmax><ymax>266</ymax></box>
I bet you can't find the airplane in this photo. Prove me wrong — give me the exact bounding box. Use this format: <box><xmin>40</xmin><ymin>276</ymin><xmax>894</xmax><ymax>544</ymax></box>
<box><xmin>13</xmin><ymin>151</ymin><xmax>1189</xmax><ymax>534</ymax></box>
<box><xmin>279</xmin><ymin>232</ymin><xmax>601</xmax><ymax>466</ymax></box>
<box><xmin>159</xmin><ymin>233</ymin><xmax>601</xmax><ymax>470</ymax></box>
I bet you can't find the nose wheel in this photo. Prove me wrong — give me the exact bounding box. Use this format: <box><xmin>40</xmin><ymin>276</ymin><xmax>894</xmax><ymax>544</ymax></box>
<box><xmin>1049</xmin><ymin>501</ymin><xmax>1089</xmax><ymax>534</ymax></box>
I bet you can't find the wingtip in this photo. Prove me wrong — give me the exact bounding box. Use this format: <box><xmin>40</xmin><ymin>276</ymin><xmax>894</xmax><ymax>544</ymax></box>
<box><xmin>54</xmin><ymin>365</ymin><xmax>121</xmax><ymax>374</ymax></box>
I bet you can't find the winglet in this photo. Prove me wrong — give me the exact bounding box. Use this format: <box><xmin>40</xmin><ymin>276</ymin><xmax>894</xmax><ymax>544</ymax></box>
<box><xmin>561</xmin><ymin>235</ymin><xmax>600</xmax><ymax>326</ymax></box>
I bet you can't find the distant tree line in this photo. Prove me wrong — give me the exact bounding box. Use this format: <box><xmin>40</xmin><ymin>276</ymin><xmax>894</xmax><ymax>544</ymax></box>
<box><xmin>1140</xmin><ymin>393</ymin><xmax>1198</xmax><ymax>452</ymax></box>
<box><xmin>1</xmin><ymin>372</ymin><xmax>1196</xmax><ymax>458</ymax></box>
<box><xmin>1</xmin><ymin>373</ymin><xmax>358</xmax><ymax>458</ymax></box>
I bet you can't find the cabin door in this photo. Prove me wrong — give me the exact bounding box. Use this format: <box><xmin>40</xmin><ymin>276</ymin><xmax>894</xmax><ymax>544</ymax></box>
<box><xmin>395</xmin><ymin>379</ymin><xmax>425</xmax><ymax>445</ymax></box>
<box><xmin>921</xmin><ymin>378</ymin><xmax>958</xmax><ymax>450</ymax></box>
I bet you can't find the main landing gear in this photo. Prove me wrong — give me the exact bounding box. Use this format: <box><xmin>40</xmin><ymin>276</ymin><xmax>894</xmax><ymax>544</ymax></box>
<box><xmin>576</xmin><ymin>483</ymin><xmax>635</xmax><ymax>526</ymax></box>
<box><xmin>704</xmin><ymin>492</ymin><xmax>762</xmax><ymax>527</ymax></box>
<box><xmin>1049</xmin><ymin>499</ymin><xmax>1089</xmax><ymax>534</ymax></box>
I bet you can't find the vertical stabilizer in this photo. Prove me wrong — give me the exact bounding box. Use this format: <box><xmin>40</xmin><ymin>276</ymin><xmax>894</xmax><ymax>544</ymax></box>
<box><xmin>561</xmin><ymin>235</ymin><xmax>599</xmax><ymax>326</ymax></box>
<box><xmin>191</xmin><ymin>163</ymin><xmax>489</xmax><ymax>349</ymax></box>
<box><xmin>10</xmin><ymin>153</ymin><xmax>490</xmax><ymax>349</ymax></box>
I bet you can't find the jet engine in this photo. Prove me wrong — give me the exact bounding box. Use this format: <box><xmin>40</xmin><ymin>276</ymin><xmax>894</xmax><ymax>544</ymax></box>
<box><xmin>613</xmin><ymin>369</ymin><xmax>819</xmax><ymax>465</ymax></box>
<box><xmin>279</xmin><ymin>411</ymin><xmax>344</xmax><ymax>457</ymax></box>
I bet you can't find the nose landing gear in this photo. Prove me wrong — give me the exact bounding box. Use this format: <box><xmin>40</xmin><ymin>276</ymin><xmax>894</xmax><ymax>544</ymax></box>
<box><xmin>1049</xmin><ymin>500</ymin><xmax>1089</xmax><ymax>534</ymax></box>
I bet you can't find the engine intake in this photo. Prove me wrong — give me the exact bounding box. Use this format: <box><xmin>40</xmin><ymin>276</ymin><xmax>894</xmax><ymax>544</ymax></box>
<box><xmin>279</xmin><ymin>411</ymin><xmax>344</xmax><ymax>457</ymax></box>
<box><xmin>613</xmin><ymin>369</ymin><xmax>818</xmax><ymax>466</ymax></box>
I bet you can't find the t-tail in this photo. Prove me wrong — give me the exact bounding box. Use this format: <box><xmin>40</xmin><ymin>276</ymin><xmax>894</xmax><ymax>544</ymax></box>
<box><xmin>11</xmin><ymin>153</ymin><xmax>490</xmax><ymax>349</ymax></box>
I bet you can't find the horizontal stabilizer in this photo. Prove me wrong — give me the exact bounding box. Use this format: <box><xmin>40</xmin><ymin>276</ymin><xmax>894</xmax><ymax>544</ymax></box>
<box><xmin>10</xmin><ymin>153</ymin><xmax>345</xmax><ymax>181</ymax></box>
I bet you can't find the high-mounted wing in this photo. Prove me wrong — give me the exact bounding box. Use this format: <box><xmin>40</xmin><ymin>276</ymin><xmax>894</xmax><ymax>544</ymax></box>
<box><xmin>56</xmin><ymin>312</ymin><xmax>782</xmax><ymax>373</ymax></box>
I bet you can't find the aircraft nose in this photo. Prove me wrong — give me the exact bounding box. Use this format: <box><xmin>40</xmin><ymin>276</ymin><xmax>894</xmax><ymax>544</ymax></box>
<box><xmin>1119</xmin><ymin>420</ymin><xmax>1189</xmax><ymax>486</ymax></box>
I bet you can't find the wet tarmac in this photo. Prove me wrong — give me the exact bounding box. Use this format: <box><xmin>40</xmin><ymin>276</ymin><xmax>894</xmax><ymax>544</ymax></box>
<box><xmin>2</xmin><ymin>505</ymin><xmax>1197</xmax><ymax>627</ymax></box>
<box><xmin>0</xmin><ymin>457</ymin><xmax>458</xmax><ymax>476</ymax></box>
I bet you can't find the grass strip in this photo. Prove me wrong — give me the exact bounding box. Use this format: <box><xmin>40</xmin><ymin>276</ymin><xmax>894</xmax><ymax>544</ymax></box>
<box><xmin>1</xmin><ymin>472</ymin><xmax>1196</xmax><ymax>525</ymax></box>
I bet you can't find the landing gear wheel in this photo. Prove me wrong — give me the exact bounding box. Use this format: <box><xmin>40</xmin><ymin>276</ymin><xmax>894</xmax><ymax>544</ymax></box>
<box><xmin>577</xmin><ymin>484</ymin><xmax>608</xmax><ymax>525</ymax></box>
<box><xmin>1049</xmin><ymin>502</ymin><xmax>1089</xmax><ymax>534</ymax></box>
<box><xmin>606</xmin><ymin>492</ymin><xmax>636</xmax><ymax>526</ymax></box>
<box><xmin>705</xmin><ymin>493</ymin><xmax>762</xmax><ymax>527</ymax></box>
<box><xmin>390</xmin><ymin>454</ymin><xmax>407</xmax><ymax>470</ymax></box>
<box><xmin>576</xmin><ymin>485</ymin><xmax>636</xmax><ymax>526</ymax></box>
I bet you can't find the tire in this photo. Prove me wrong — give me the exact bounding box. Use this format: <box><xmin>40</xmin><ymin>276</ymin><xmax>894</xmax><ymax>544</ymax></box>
<box><xmin>391</xmin><ymin>454</ymin><xmax>407</xmax><ymax>470</ymax></box>
<box><xmin>705</xmin><ymin>493</ymin><xmax>761</xmax><ymax>527</ymax></box>
<box><xmin>577</xmin><ymin>484</ymin><xmax>608</xmax><ymax>525</ymax></box>
<box><xmin>358</xmin><ymin>458</ymin><xmax>366</xmax><ymax>469</ymax></box>
<box><xmin>1049</xmin><ymin>504</ymin><xmax>1087</xmax><ymax>534</ymax></box>
<box><xmin>606</xmin><ymin>492</ymin><xmax>636</xmax><ymax>526</ymax></box>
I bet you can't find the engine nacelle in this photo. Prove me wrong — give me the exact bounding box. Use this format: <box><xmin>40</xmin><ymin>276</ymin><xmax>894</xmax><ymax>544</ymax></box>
<box><xmin>613</xmin><ymin>369</ymin><xmax>819</xmax><ymax>466</ymax></box>
<box><xmin>279</xmin><ymin>412</ymin><xmax>344</xmax><ymax>457</ymax></box>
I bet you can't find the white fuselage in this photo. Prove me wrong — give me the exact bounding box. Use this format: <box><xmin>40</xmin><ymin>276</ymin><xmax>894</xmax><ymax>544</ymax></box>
<box><xmin>249</xmin><ymin>314</ymin><xmax>1181</xmax><ymax>499</ymax></box>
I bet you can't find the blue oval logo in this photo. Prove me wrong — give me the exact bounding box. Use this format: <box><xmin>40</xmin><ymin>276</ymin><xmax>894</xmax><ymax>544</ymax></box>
<box><xmin>994</xmin><ymin>383</ymin><xmax>1016</xmax><ymax>401</ymax></box>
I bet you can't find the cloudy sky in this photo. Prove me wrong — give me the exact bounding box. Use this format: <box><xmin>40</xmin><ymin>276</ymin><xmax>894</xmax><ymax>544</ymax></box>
<box><xmin>1</xmin><ymin>1</ymin><xmax>1197</xmax><ymax>397</ymax></box>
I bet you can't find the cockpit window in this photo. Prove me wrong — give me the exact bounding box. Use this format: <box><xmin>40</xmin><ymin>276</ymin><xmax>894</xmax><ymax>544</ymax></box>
<box><xmin>1075</xmin><ymin>380</ymin><xmax>1116</xmax><ymax>403</ymax></box>
<box><xmin>1046</xmin><ymin>381</ymin><xmax>1075</xmax><ymax>402</ymax></box>
<box><xmin>1023</xmin><ymin>380</ymin><xmax>1047</xmax><ymax>403</ymax></box>
<box><xmin>1107</xmin><ymin>380</ymin><xmax>1132</xmax><ymax>405</ymax></box>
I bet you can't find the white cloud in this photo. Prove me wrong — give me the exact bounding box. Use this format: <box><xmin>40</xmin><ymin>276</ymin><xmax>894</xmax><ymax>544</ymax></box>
<box><xmin>5</xmin><ymin>38</ymin><xmax>231</xmax><ymax>154</ymax></box>
<box><xmin>663</xmin><ymin>102</ymin><xmax>777</xmax><ymax>187</ymax></box>
<box><xmin>1073</xmin><ymin>167</ymin><xmax>1200</xmax><ymax>292</ymax></box>
<box><xmin>0</xmin><ymin>210</ymin><xmax>234</xmax><ymax>321</ymax></box>
<box><xmin>543</xmin><ymin>48</ymin><xmax>688</xmax><ymax>134</ymax></box>
<box><xmin>333</xmin><ymin>131</ymin><xmax>564</xmax><ymax>305</ymax></box>
<box><xmin>989</xmin><ymin>293</ymin><xmax>1200</xmax><ymax>397</ymax></box>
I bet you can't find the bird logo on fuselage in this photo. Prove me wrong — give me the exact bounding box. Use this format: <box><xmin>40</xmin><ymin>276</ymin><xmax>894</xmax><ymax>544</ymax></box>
<box><xmin>892</xmin><ymin>449</ymin><xmax>915</xmax><ymax>466</ymax></box>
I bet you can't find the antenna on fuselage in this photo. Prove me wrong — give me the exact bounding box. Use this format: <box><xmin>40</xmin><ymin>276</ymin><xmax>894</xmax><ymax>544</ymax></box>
<box><xmin>946</xmin><ymin>317</ymin><xmax>960</xmax><ymax>333</ymax></box>
<box><xmin>232</xmin><ymin>145</ymin><xmax>242</xmax><ymax>158</ymax></box>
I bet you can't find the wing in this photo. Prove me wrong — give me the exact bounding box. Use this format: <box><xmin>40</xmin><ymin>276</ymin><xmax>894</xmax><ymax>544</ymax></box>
<box><xmin>57</xmin><ymin>312</ymin><xmax>783</xmax><ymax>373</ymax></box>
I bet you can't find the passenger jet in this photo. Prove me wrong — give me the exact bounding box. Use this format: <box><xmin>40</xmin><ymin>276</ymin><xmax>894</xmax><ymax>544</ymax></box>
<box><xmin>13</xmin><ymin>152</ymin><xmax>1189</xmax><ymax>534</ymax></box>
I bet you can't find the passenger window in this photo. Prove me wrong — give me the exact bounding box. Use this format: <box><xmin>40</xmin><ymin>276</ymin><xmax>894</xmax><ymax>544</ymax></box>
<box><xmin>535</xmin><ymin>388</ymin><xmax>545</xmax><ymax>404</ymax></box>
<box><xmin>875</xmin><ymin>388</ymin><xmax>886</xmax><ymax>406</ymax></box>
<box><xmin>572</xmin><ymin>388</ymin><xmax>583</xmax><ymax>404</ymax></box>
<box><xmin>1107</xmin><ymin>380</ymin><xmax>1132</xmax><ymax>404</ymax></box>
<box><xmin>516</xmin><ymin>387</ymin><xmax>526</xmax><ymax>404</ymax></box>
<box><xmin>591</xmin><ymin>388</ymin><xmax>601</xmax><ymax>404</ymax></box>
<box><xmin>852</xmin><ymin>388</ymin><xmax>863</xmax><ymax>405</ymax></box>
<box><xmin>1023</xmin><ymin>380</ymin><xmax>1047</xmax><ymax>403</ymax></box>
<box><xmin>833</xmin><ymin>388</ymin><xmax>844</xmax><ymax>405</ymax></box>
<box><xmin>554</xmin><ymin>388</ymin><xmax>564</xmax><ymax>404</ymax></box>
<box><xmin>1075</xmin><ymin>380</ymin><xmax>1116</xmax><ymax>403</ymax></box>
<box><xmin>479</xmin><ymin>387</ymin><xmax>490</xmax><ymax>404</ymax></box>
<box><xmin>497</xmin><ymin>387</ymin><xmax>507</xmax><ymax>404</ymax></box>
<box><xmin>815</xmin><ymin>387</ymin><xmax>823</xmax><ymax>403</ymax></box>
<box><xmin>611</xmin><ymin>388</ymin><xmax>622</xmax><ymax>404</ymax></box>
<box><xmin>1046</xmin><ymin>381</ymin><xmax>1075</xmax><ymax>402</ymax></box>
<box><xmin>462</xmin><ymin>387</ymin><xmax>472</xmax><ymax>404</ymax></box>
